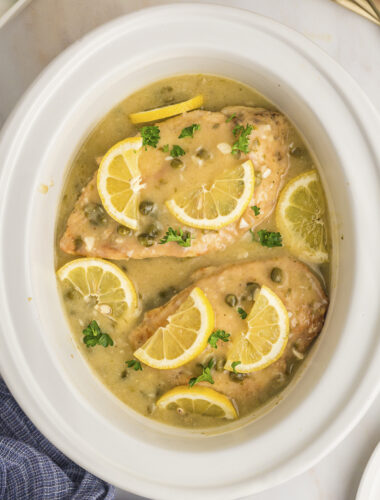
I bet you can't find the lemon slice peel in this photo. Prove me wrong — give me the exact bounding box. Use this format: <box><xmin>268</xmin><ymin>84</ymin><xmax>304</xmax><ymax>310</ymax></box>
<box><xmin>166</xmin><ymin>160</ymin><xmax>255</xmax><ymax>230</ymax></box>
<box><xmin>133</xmin><ymin>287</ymin><xmax>214</xmax><ymax>370</ymax></box>
<box><xmin>157</xmin><ymin>385</ymin><xmax>237</xmax><ymax>420</ymax></box>
<box><xmin>129</xmin><ymin>95</ymin><xmax>204</xmax><ymax>124</ymax></box>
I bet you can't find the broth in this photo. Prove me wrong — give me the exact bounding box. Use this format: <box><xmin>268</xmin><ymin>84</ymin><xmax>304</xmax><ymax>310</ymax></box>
<box><xmin>55</xmin><ymin>74</ymin><xmax>330</xmax><ymax>429</ymax></box>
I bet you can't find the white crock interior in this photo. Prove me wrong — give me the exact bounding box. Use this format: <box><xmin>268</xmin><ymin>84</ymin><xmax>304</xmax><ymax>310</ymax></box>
<box><xmin>0</xmin><ymin>5</ymin><xmax>379</xmax><ymax>499</ymax></box>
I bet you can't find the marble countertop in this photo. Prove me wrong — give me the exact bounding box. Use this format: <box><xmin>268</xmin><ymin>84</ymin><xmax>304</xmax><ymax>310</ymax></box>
<box><xmin>0</xmin><ymin>1</ymin><xmax>379</xmax><ymax>499</ymax></box>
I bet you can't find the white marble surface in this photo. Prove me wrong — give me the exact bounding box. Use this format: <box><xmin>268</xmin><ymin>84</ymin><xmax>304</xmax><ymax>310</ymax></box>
<box><xmin>0</xmin><ymin>1</ymin><xmax>379</xmax><ymax>499</ymax></box>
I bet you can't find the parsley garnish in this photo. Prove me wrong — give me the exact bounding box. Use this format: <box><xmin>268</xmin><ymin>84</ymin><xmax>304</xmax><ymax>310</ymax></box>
<box><xmin>231</xmin><ymin>361</ymin><xmax>241</xmax><ymax>373</ymax></box>
<box><xmin>170</xmin><ymin>145</ymin><xmax>186</xmax><ymax>157</ymax></box>
<box><xmin>82</xmin><ymin>320</ymin><xmax>113</xmax><ymax>348</ymax></box>
<box><xmin>251</xmin><ymin>229</ymin><xmax>282</xmax><ymax>247</ymax></box>
<box><xmin>161</xmin><ymin>144</ymin><xmax>169</xmax><ymax>153</ymax></box>
<box><xmin>189</xmin><ymin>359</ymin><xmax>215</xmax><ymax>387</ymax></box>
<box><xmin>126</xmin><ymin>359</ymin><xmax>142</xmax><ymax>371</ymax></box>
<box><xmin>178</xmin><ymin>123</ymin><xmax>200</xmax><ymax>138</ymax></box>
<box><xmin>208</xmin><ymin>330</ymin><xmax>231</xmax><ymax>348</ymax></box>
<box><xmin>237</xmin><ymin>307</ymin><xmax>247</xmax><ymax>320</ymax></box>
<box><xmin>232</xmin><ymin>124</ymin><xmax>244</xmax><ymax>136</ymax></box>
<box><xmin>140</xmin><ymin>125</ymin><xmax>160</xmax><ymax>150</ymax></box>
<box><xmin>231</xmin><ymin>124</ymin><xmax>253</xmax><ymax>155</ymax></box>
<box><xmin>226</xmin><ymin>113</ymin><xmax>236</xmax><ymax>123</ymax></box>
<box><xmin>159</xmin><ymin>227</ymin><xmax>192</xmax><ymax>247</ymax></box>
<box><xmin>251</xmin><ymin>205</ymin><xmax>261</xmax><ymax>216</ymax></box>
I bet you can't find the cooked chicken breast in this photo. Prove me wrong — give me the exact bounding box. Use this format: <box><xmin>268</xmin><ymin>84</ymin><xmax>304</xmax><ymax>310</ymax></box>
<box><xmin>130</xmin><ymin>257</ymin><xmax>328</xmax><ymax>413</ymax></box>
<box><xmin>60</xmin><ymin>107</ymin><xmax>290</xmax><ymax>260</ymax></box>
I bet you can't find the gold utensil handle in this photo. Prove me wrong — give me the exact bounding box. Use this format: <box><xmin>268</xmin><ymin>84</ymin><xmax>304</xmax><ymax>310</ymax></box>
<box><xmin>332</xmin><ymin>0</ymin><xmax>380</xmax><ymax>25</ymax></box>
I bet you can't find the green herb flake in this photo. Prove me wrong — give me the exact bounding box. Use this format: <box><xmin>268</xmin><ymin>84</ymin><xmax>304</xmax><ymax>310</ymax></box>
<box><xmin>82</xmin><ymin>320</ymin><xmax>113</xmax><ymax>348</ymax></box>
<box><xmin>226</xmin><ymin>113</ymin><xmax>236</xmax><ymax>123</ymax></box>
<box><xmin>237</xmin><ymin>307</ymin><xmax>247</xmax><ymax>320</ymax></box>
<box><xmin>231</xmin><ymin>361</ymin><xmax>241</xmax><ymax>373</ymax></box>
<box><xmin>140</xmin><ymin>125</ymin><xmax>160</xmax><ymax>150</ymax></box>
<box><xmin>208</xmin><ymin>330</ymin><xmax>231</xmax><ymax>349</ymax></box>
<box><xmin>189</xmin><ymin>359</ymin><xmax>215</xmax><ymax>387</ymax></box>
<box><xmin>126</xmin><ymin>359</ymin><xmax>143</xmax><ymax>371</ymax></box>
<box><xmin>232</xmin><ymin>124</ymin><xmax>244</xmax><ymax>137</ymax></box>
<box><xmin>231</xmin><ymin>124</ymin><xmax>253</xmax><ymax>155</ymax></box>
<box><xmin>159</xmin><ymin>227</ymin><xmax>192</xmax><ymax>247</ymax></box>
<box><xmin>178</xmin><ymin>123</ymin><xmax>200</xmax><ymax>139</ymax></box>
<box><xmin>170</xmin><ymin>145</ymin><xmax>186</xmax><ymax>157</ymax></box>
<box><xmin>161</xmin><ymin>144</ymin><xmax>169</xmax><ymax>153</ymax></box>
<box><xmin>254</xmin><ymin>229</ymin><xmax>283</xmax><ymax>248</ymax></box>
<box><xmin>251</xmin><ymin>205</ymin><xmax>261</xmax><ymax>216</ymax></box>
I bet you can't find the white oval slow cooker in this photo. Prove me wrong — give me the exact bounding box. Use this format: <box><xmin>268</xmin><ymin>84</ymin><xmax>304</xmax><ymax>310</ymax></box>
<box><xmin>0</xmin><ymin>4</ymin><xmax>379</xmax><ymax>499</ymax></box>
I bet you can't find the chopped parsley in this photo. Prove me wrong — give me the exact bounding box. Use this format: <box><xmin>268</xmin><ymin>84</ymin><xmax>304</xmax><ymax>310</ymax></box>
<box><xmin>82</xmin><ymin>320</ymin><xmax>113</xmax><ymax>348</ymax></box>
<box><xmin>251</xmin><ymin>205</ymin><xmax>261</xmax><ymax>216</ymax></box>
<box><xmin>140</xmin><ymin>125</ymin><xmax>160</xmax><ymax>149</ymax></box>
<box><xmin>237</xmin><ymin>307</ymin><xmax>247</xmax><ymax>320</ymax></box>
<box><xmin>231</xmin><ymin>361</ymin><xmax>241</xmax><ymax>373</ymax></box>
<box><xmin>189</xmin><ymin>359</ymin><xmax>215</xmax><ymax>387</ymax></box>
<box><xmin>125</xmin><ymin>359</ymin><xmax>142</xmax><ymax>371</ymax></box>
<box><xmin>251</xmin><ymin>229</ymin><xmax>283</xmax><ymax>247</ymax></box>
<box><xmin>159</xmin><ymin>227</ymin><xmax>192</xmax><ymax>247</ymax></box>
<box><xmin>161</xmin><ymin>144</ymin><xmax>169</xmax><ymax>153</ymax></box>
<box><xmin>170</xmin><ymin>144</ymin><xmax>186</xmax><ymax>157</ymax></box>
<box><xmin>231</xmin><ymin>124</ymin><xmax>253</xmax><ymax>155</ymax></box>
<box><xmin>178</xmin><ymin>123</ymin><xmax>200</xmax><ymax>138</ymax></box>
<box><xmin>208</xmin><ymin>330</ymin><xmax>231</xmax><ymax>349</ymax></box>
<box><xmin>226</xmin><ymin>113</ymin><xmax>236</xmax><ymax>123</ymax></box>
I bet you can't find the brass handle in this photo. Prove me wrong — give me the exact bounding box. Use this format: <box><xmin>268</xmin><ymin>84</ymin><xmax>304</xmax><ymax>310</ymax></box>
<box><xmin>331</xmin><ymin>0</ymin><xmax>380</xmax><ymax>25</ymax></box>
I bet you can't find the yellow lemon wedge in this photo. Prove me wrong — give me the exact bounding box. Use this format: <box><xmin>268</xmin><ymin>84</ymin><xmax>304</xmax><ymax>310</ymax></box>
<box><xmin>276</xmin><ymin>170</ymin><xmax>329</xmax><ymax>263</ymax></box>
<box><xmin>133</xmin><ymin>287</ymin><xmax>214</xmax><ymax>369</ymax></box>
<box><xmin>157</xmin><ymin>386</ymin><xmax>237</xmax><ymax>420</ymax></box>
<box><xmin>166</xmin><ymin>160</ymin><xmax>255</xmax><ymax>230</ymax></box>
<box><xmin>97</xmin><ymin>137</ymin><xmax>143</xmax><ymax>230</ymax></box>
<box><xmin>129</xmin><ymin>95</ymin><xmax>204</xmax><ymax>124</ymax></box>
<box><xmin>57</xmin><ymin>258</ymin><xmax>138</xmax><ymax>321</ymax></box>
<box><xmin>225</xmin><ymin>285</ymin><xmax>289</xmax><ymax>373</ymax></box>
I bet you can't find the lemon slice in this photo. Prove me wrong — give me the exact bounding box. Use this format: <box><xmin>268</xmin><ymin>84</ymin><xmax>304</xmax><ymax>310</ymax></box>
<box><xmin>134</xmin><ymin>287</ymin><xmax>214</xmax><ymax>369</ymax></box>
<box><xmin>57</xmin><ymin>258</ymin><xmax>138</xmax><ymax>320</ymax></box>
<box><xmin>129</xmin><ymin>95</ymin><xmax>203</xmax><ymax>124</ymax></box>
<box><xmin>157</xmin><ymin>386</ymin><xmax>237</xmax><ymax>420</ymax></box>
<box><xmin>97</xmin><ymin>137</ymin><xmax>143</xmax><ymax>230</ymax></box>
<box><xmin>225</xmin><ymin>286</ymin><xmax>289</xmax><ymax>373</ymax></box>
<box><xmin>166</xmin><ymin>160</ymin><xmax>255</xmax><ymax>230</ymax></box>
<box><xmin>276</xmin><ymin>170</ymin><xmax>328</xmax><ymax>263</ymax></box>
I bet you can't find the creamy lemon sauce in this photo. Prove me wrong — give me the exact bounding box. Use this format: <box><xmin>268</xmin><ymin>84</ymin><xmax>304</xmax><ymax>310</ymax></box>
<box><xmin>55</xmin><ymin>74</ymin><xmax>330</xmax><ymax>429</ymax></box>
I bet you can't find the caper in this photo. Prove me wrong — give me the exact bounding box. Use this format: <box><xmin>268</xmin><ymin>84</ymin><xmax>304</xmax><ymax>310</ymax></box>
<box><xmin>225</xmin><ymin>294</ymin><xmax>237</xmax><ymax>307</ymax></box>
<box><xmin>159</xmin><ymin>286</ymin><xmax>177</xmax><ymax>302</ymax></box>
<box><xmin>138</xmin><ymin>233</ymin><xmax>155</xmax><ymax>247</ymax></box>
<box><xmin>65</xmin><ymin>290</ymin><xmax>74</xmax><ymax>300</ymax></box>
<box><xmin>146</xmin><ymin>222</ymin><xmax>161</xmax><ymax>238</ymax></box>
<box><xmin>215</xmin><ymin>357</ymin><xmax>226</xmax><ymax>372</ymax></box>
<box><xmin>246</xmin><ymin>282</ymin><xmax>260</xmax><ymax>300</ymax></box>
<box><xmin>289</xmin><ymin>146</ymin><xmax>305</xmax><ymax>158</ymax></box>
<box><xmin>84</xmin><ymin>203</ymin><xmax>107</xmax><ymax>226</ymax></box>
<box><xmin>74</xmin><ymin>237</ymin><xmax>83</xmax><ymax>251</ymax></box>
<box><xmin>196</xmin><ymin>148</ymin><xmax>210</xmax><ymax>160</ymax></box>
<box><xmin>170</xmin><ymin>158</ymin><xmax>183</xmax><ymax>169</ymax></box>
<box><xmin>229</xmin><ymin>371</ymin><xmax>247</xmax><ymax>382</ymax></box>
<box><xmin>286</xmin><ymin>358</ymin><xmax>298</xmax><ymax>376</ymax></box>
<box><xmin>160</xmin><ymin>85</ymin><xmax>173</xmax><ymax>93</ymax></box>
<box><xmin>270</xmin><ymin>267</ymin><xmax>283</xmax><ymax>283</ymax></box>
<box><xmin>117</xmin><ymin>225</ymin><xmax>132</xmax><ymax>236</ymax></box>
<box><xmin>139</xmin><ymin>200</ymin><xmax>155</xmax><ymax>215</ymax></box>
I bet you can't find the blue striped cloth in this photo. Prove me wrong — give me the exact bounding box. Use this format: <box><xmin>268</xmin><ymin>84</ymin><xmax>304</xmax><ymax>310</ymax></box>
<box><xmin>0</xmin><ymin>377</ymin><xmax>115</xmax><ymax>499</ymax></box>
